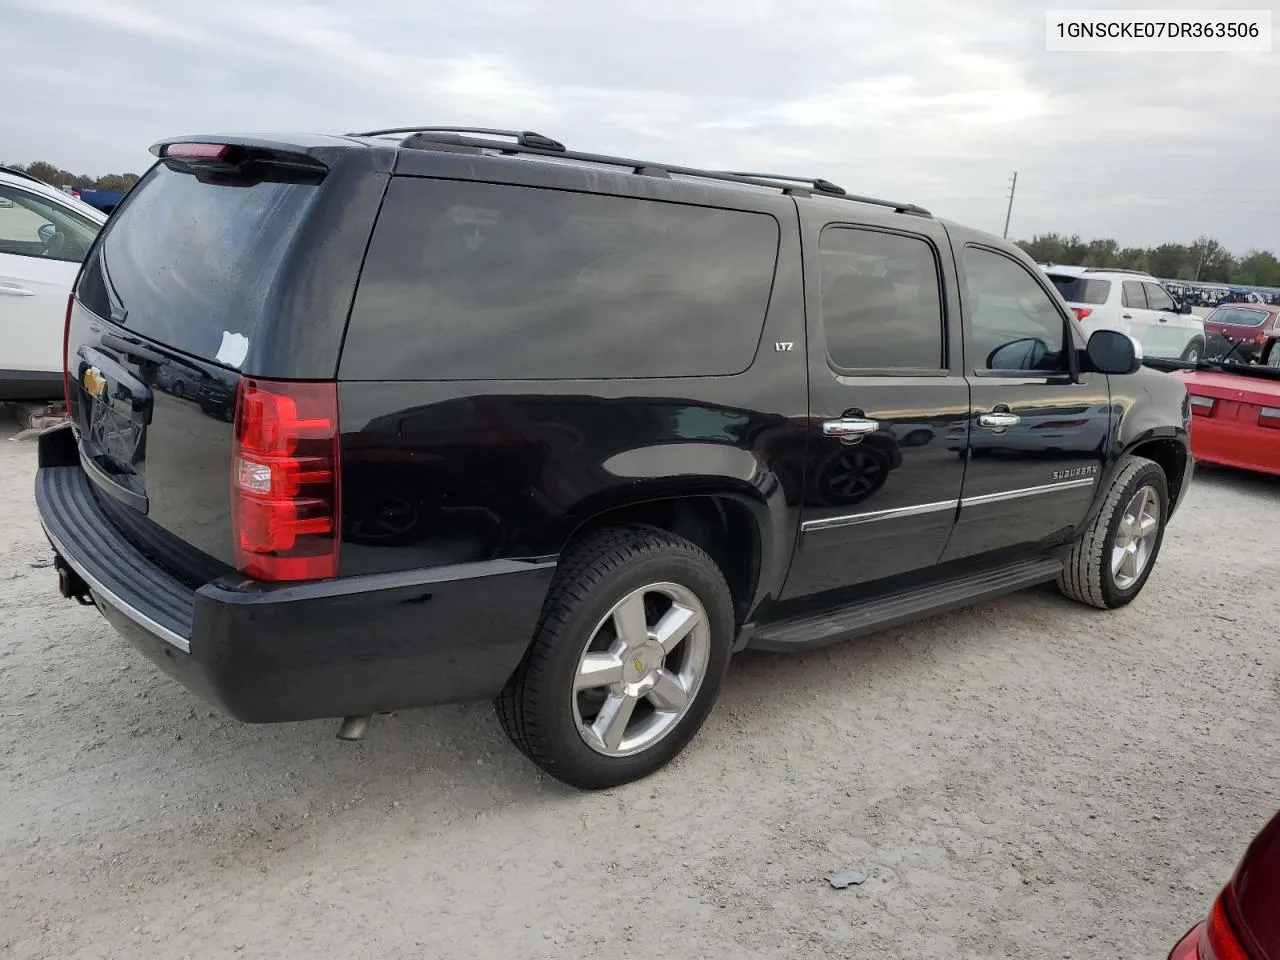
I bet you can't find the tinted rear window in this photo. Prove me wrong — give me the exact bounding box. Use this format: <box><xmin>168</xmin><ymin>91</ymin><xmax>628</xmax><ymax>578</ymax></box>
<box><xmin>1209</xmin><ymin>307</ymin><xmax>1269</xmax><ymax>327</ymax></box>
<box><xmin>77</xmin><ymin>164</ymin><xmax>318</xmax><ymax>366</ymax></box>
<box><xmin>1047</xmin><ymin>274</ymin><xmax>1111</xmax><ymax>305</ymax></box>
<box><xmin>340</xmin><ymin>178</ymin><xmax>780</xmax><ymax>380</ymax></box>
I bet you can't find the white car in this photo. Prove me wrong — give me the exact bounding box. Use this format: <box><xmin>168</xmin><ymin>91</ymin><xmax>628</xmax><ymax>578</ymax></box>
<box><xmin>1042</xmin><ymin>266</ymin><xmax>1206</xmax><ymax>362</ymax></box>
<box><xmin>0</xmin><ymin>167</ymin><xmax>107</xmax><ymax>400</ymax></box>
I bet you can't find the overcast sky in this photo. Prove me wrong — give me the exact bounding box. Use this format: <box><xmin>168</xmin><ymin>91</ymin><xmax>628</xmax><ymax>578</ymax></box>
<box><xmin>4</xmin><ymin>0</ymin><xmax>1277</xmax><ymax>252</ymax></box>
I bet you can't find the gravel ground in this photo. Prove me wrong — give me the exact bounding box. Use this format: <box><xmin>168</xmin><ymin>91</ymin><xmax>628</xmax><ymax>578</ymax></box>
<box><xmin>2</xmin><ymin>417</ymin><xmax>1278</xmax><ymax>960</ymax></box>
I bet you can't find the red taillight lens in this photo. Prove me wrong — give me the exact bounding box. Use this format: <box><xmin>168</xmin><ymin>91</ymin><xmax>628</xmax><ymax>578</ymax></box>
<box><xmin>1072</xmin><ymin>307</ymin><xmax>1093</xmax><ymax>321</ymax></box>
<box><xmin>1258</xmin><ymin>406</ymin><xmax>1280</xmax><ymax>429</ymax></box>
<box><xmin>62</xmin><ymin>293</ymin><xmax>74</xmax><ymax>413</ymax></box>
<box><xmin>231</xmin><ymin>378</ymin><xmax>340</xmax><ymax>582</ymax></box>
<box><xmin>1198</xmin><ymin>889</ymin><xmax>1252</xmax><ymax>960</ymax></box>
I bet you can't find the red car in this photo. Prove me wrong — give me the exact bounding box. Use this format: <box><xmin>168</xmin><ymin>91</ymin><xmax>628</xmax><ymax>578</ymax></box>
<box><xmin>1203</xmin><ymin>304</ymin><xmax>1280</xmax><ymax>366</ymax></box>
<box><xmin>1169</xmin><ymin>809</ymin><xmax>1280</xmax><ymax>959</ymax></box>
<box><xmin>1174</xmin><ymin>367</ymin><xmax>1280</xmax><ymax>476</ymax></box>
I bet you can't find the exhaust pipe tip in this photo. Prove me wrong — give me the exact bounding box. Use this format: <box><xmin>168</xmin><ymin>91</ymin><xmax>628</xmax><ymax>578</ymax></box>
<box><xmin>336</xmin><ymin>715</ymin><xmax>371</xmax><ymax>741</ymax></box>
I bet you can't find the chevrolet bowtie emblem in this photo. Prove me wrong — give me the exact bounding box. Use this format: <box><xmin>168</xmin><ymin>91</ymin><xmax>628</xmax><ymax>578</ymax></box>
<box><xmin>82</xmin><ymin>366</ymin><xmax>107</xmax><ymax>400</ymax></box>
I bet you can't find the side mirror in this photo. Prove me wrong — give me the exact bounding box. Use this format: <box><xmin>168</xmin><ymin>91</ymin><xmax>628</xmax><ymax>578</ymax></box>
<box><xmin>37</xmin><ymin>223</ymin><xmax>57</xmax><ymax>244</ymax></box>
<box><xmin>1178</xmin><ymin>300</ymin><xmax>1193</xmax><ymax>314</ymax></box>
<box><xmin>1087</xmin><ymin>329</ymin><xmax>1142</xmax><ymax>375</ymax></box>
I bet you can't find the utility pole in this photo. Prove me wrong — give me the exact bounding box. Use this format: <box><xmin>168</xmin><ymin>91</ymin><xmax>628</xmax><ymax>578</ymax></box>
<box><xmin>1002</xmin><ymin>171</ymin><xmax>1018</xmax><ymax>239</ymax></box>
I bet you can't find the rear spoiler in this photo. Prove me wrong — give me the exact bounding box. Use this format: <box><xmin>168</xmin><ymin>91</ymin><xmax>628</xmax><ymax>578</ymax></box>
<box><xmin>149</xmin><ymin>137</ymin><xmax>338</xmax><ymax>185</ymax></box>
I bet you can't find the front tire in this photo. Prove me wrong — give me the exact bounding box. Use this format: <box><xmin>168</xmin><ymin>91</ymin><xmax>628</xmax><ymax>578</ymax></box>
<box><xmin>1266</xmin><ymin>340</ymin><xmax>1280</xmax><ymax>368</ymax></box>
<box><xmin>1058</xmin><ymin>455</ymin><xmax>1168</xmax><ymax>609</ymax></box>
<box><xmin>495</xmin><ymin>526</ymin><xmax>734</xmax><ymax>789</ymax></box>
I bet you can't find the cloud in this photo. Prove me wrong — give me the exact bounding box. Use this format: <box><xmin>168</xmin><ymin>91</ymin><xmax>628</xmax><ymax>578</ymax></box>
<box><xmin>2</xmin><ymin>0</ymin><xmax>1277</xmax><ymax>251</ymax></box>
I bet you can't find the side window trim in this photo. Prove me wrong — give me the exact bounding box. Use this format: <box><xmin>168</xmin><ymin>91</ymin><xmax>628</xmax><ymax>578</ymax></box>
<box><xmin>960</xmin><ymin>243</ymin><xmax>1076</xmax><ymax>380</ymax></box>
<box><xmin>817</xmin><ymin>222</ymin><xmax>949</xmax><ymax>378</ymax></box>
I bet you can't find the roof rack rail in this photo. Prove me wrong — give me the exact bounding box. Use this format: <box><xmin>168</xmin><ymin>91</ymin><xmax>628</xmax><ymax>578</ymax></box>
<box><xmin>715</xmin><ymin>171</ymin><xmax>929</xmax><ymax>215</ymax></box>
<box><xmin>349</xmin><ymin>126</ymin><xmax>566</xmax><ymax>152</ymax></box>
<box><xmin>1083</xmin><ymin>267</ymin><xmax>1151</xmax><ymax>276</ymax></box>
<box><xmin>718</xmin><ymin>172</ymin><xmax>847</xmax><ymax>196</ymax></box>
<box><xmin>372</xmin><ymin>128</ymin><xmax>932</xmax><ymax>217</ymax></box>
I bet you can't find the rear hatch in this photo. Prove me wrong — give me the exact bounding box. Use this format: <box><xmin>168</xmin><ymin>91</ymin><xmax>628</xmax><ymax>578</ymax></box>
<box><xmin>65</xmin><ymin>137</ymin><xmax>388</xmax><ymax>582</ymax></box>
<box><xmin>1045</xmin><ymin>272</ymin><xmax>1112</xmax><ymax>325</ymax></box>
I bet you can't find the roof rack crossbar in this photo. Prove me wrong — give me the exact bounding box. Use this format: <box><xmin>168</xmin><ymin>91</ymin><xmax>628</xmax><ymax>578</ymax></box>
<box><xmin>349</xmin><ymin>126</ymin><xmax>566</xmax><ymax>152</ymax></box>
<box><xmin>376</xmin><ymin>130</ymin><xmax>933</xmax><ymax>217</ymax></box>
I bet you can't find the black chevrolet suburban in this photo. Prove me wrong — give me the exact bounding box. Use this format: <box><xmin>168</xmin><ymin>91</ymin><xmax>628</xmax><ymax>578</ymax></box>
<box><xmin>35</xmin><ymin>127</ymin><xmax>1193</xmax><ymax>789</ymax></box>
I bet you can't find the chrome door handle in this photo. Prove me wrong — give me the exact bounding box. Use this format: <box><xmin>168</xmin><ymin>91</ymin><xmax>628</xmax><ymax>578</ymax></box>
<box><xmin>978</xmin><ymin>412</ymin><xmax>1021</xmax><ymax>429</ymax></box>
<box><xmin>823</xmin><ymin>417</ymin><xmax>880</xmax><ymax>439</ymax></box>
<box><xmin>0</xmin><ymin>281</ymin><xmax>35</xmax><ymax>297</ymax></box>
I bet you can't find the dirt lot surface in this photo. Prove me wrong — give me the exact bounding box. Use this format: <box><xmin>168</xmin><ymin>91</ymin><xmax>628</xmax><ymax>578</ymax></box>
<box><xmin>2</xmin><ymin>418</ymin><xmax>1278</xmax><ymax>960</ymax></box>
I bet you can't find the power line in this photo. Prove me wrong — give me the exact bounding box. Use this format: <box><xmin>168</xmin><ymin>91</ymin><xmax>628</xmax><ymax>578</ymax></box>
<box><xmin>1002</xmin><ymin>171</ymin><xmax>1018</xmax><ymax>239</ymax></box>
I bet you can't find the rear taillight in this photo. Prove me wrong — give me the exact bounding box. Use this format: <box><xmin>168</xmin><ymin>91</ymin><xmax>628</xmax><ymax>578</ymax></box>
<box><xmin>231</xmin><ymin>378</ymin><xmax>341</xmax><ymax>582</ymax></box>
<box><xmin>1197</xmin><ymin>889</ymin><xmax>1252</xmax><ymax>960</ymax></box>
<box><xmin>1072</xmin><ymin>307</ymin><xmax>1093</xmax><ymax>321</ymax></box>
<box><xmin>1258</xmin><ymin>406</ymin><xmax>1280</xmax><ymax>429</ymax></box>
<box><xmin>1190</xmin><ymin>395</ymin><xmax>1215</xmax><ymax>417</ymax></box>
<box><xmin>62</xmin><ymin>293</ymin><xmax>74</xmax><ymax>413</ymax></box>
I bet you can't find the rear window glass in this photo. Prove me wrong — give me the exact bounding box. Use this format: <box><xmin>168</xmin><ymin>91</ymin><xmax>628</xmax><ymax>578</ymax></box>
<box><xmin>341</xmin><ymin>178</ymin><xmax>780</xmax><ymax>380</ymax></box>
<box><xmin>1047</xmin><ymin>274</ymin><xmax>1110</xmax><ymax>305</ymax></box>
<box><xmin>1208</xmin><ymin>307</ymin><xmax>1269</xmax><ymax>327</ymax></box>
<box><xmin>77</xmin><ymin>164</ymin><xmax>318</xmax><ymax>366</ymax></box>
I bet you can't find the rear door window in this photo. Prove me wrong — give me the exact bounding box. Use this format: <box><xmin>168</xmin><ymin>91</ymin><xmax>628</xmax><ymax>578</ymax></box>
<box><xmin>341</xmin><ymin>178</ymin><xmax>780</xmax><ymax>380</ymax></box>
<box><xmin>1047</xmin><ymin>274</ymin><xmax>1111</xmax><ymax>305</ymax></box>
<box><xmin>76</xmin><ymin>164</ymin><xmax>320</xmax><ymax>366</ymax></box>
<box><xmin>818</xmin><ymin>226</ymin><xmax>945</xmax><ymax>371</ymax></box>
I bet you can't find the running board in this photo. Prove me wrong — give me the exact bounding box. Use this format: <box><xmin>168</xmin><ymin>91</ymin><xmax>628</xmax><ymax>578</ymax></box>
<box><xmin>749</xmin><ymin>556</ymin><xmax>1063</xmax><ymax>652</ymax></box>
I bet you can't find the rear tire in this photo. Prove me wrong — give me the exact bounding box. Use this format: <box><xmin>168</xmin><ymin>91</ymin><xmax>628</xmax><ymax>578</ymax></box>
<box><xmin>495</xmin><ymin>526</ymin><xmax>734</xmax><ymax>789</ymax></box>
<box><xmin>1058</xmin><ymin>455</ymin><xmax>1168</xmax><ymax>609</ymax></box>
<box><xmin>1266</xmin><ymin>341</ymin><xmax>1280</xmax><ymax>368</ymax></box>
<box><xmin>1180</xmin><ymin>338</ymin><xmax>1204</xmax><ymax>362</ymax></box>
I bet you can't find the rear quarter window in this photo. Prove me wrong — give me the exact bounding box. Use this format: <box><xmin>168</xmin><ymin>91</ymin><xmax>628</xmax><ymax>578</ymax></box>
<box><xmin>340</xmin><ymin>178</ymin><xmax>780</xmax><ymax>380</ymax></box>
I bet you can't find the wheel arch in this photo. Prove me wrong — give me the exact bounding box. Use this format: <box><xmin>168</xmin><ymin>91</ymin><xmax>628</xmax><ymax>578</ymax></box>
<box><xmin>557</xmin><ymin>484</ymin><xmax>779</xmax><ymax>625</ymax></box>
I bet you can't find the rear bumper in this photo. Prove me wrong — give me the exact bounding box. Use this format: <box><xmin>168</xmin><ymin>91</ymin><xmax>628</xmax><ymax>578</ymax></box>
<box><xmin>1190</xmin><ymin>417</ymin><xmax>1280</xmax><ymax>477</ymax></box>
<box><xmin>35</xmin><ymin>438</ymin><xmax>555</xmax><ymax>723</ymax></box>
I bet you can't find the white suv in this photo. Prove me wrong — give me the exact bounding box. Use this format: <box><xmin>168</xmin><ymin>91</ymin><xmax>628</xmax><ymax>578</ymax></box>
<box><xmin>0</xmin><ymin>167</ymin><xmax>107</xmax><ymax>400</ymax></box>
<box><xmin>1043</xmin><ymin>266</ymin><xmax>1206</xmax><ymax>362</ymax></box>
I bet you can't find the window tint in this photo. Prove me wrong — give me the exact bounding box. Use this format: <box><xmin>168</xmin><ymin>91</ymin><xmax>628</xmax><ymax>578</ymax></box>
<box><xmin>1048</xmin><ymin>275</ymin><xmax>1111</xmax><ymax>305</ymax></box>
<box><xmin>818</xmin><ymin>227</ymin><xmax>944</xmax><ymax>370</ymax></box>
<box><xmin>342</xmin><ymin>178</ymin><xmax>780</xmax><ymax>380</ymax></box>
<box><xmin>78</xmin><ymin>164</ymin><xmax>319</xmax><ymax>365</ymax></box>
<box><xmin>0</xmin><ymin>185</ymin><xmax>100</xmax><ymax>263</ymax></box>
<box><xmin>962</xmin><ymin>247</ymin><xmax>1067</xmax><ymax>373</ymax></box>
<box><xmin>1121</xmin><ymin>281</ymin><xmax>1148</xmax><ymax>309</ymax></box>
<box><xmin>1144</xmin><ymin>282</ymin><xmax>1176</xmax><ymax>312</ymax></box>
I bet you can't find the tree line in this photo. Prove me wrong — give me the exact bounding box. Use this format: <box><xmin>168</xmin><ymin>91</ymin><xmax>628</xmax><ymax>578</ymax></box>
<box><xmin>4</xmin><ymin>161</ymin><xmax>140</xmax><ymax>193</ymax></box>
<box><xmin>1017</xmin><ymin>233</ymin><xmax>1280</xmax><ymax>289</ymax></box>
